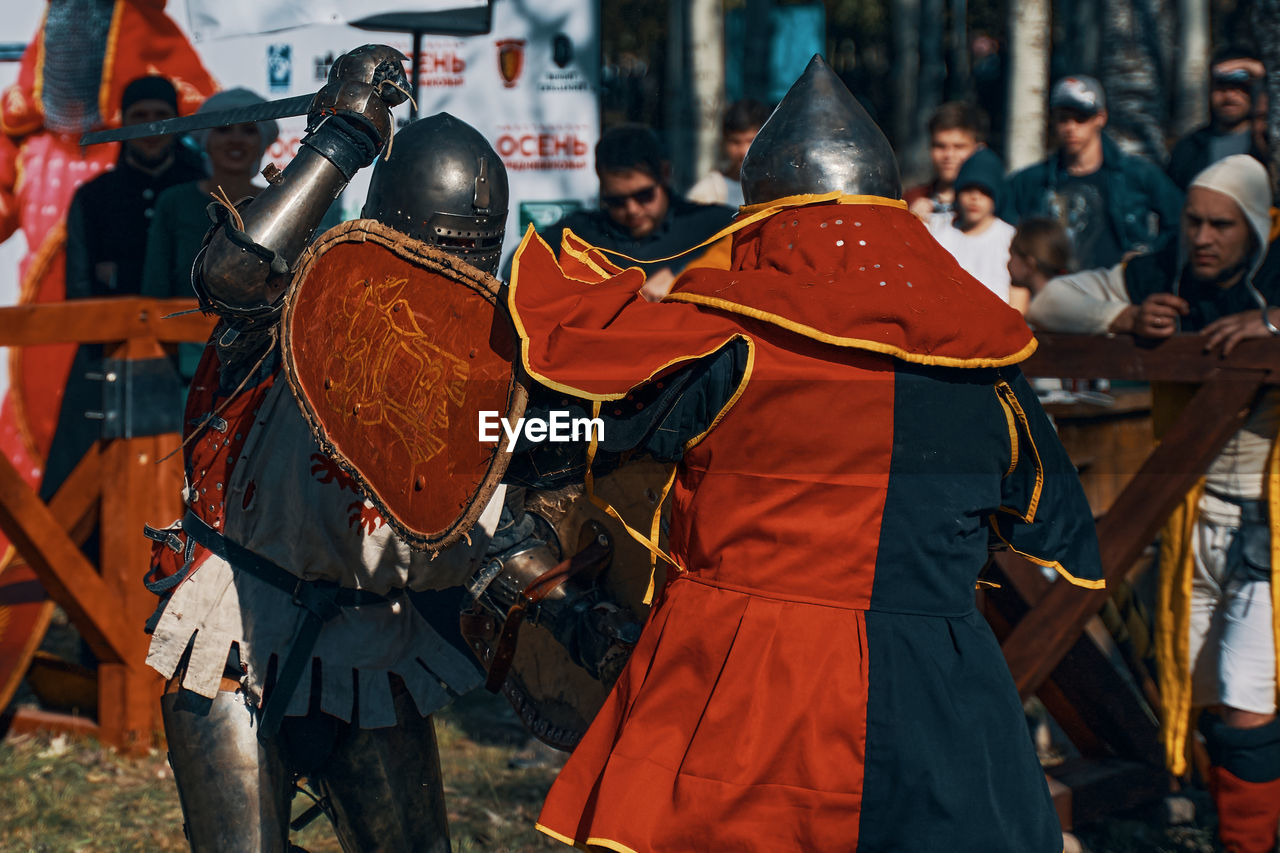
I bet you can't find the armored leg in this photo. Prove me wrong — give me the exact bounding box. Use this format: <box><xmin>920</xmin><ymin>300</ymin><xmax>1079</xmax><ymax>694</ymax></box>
<box><xmin>311</xmin><ymin>685</ymin><xmax>451</xmax><ymax>853</ymax></box>
<box><xmin>161</xmin><ymin>689</ymin><xmax>293</xmax><ymax>852</ymax></box>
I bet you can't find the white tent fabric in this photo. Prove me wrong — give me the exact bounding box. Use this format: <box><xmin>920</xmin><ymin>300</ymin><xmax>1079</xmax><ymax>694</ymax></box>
<box><xmin>185</xmin><ymin>0</ymin><xmax>487</xmax><ymax>41</ymax></box>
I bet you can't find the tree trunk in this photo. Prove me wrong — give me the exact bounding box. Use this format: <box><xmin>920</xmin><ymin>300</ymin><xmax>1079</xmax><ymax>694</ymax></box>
<box><xmin>948</xmin><ymin>0</ymin><xmax>969</xmax><ymax>101</ymax></box>
<box><xmin>1070</xmin><ymin>0</ymin><xmax>1101</xmax><ymax>75</ymax></box>
<box><xmin>1006</xmin><ymin>0</ymin><xmax>1050</xmax><ymax>171</ymax></box>
<box><xmin>1256</xmin><ymin>0</ymin><xmax>1280</xmax><ymax>198</ymax></box>
<box><xmin>908</xmin><ymin>0</ymin><xmax>945</xmax><ymax>178</ymax></box>
<box><xmin>743</xmin><ymin>0</ymin><xmax>772</xmax><ymax>102</ymax></box>
<box><xmin>688</xmin><ymin>0</ymin><xmax>725</xmax><ymax>187</ymax></box>
<box><xmin>892</xmin><ymin>0</ymin><xmax>921</xmax><ymax>171</ymax></box>
<box><xmin>665</xmin><ymin>0</ymin><xmax>689</xmax><ymax>188</ymax></box>
<box><xmin>1099</xmin><ymin>0</ymin><xmax>1173</xmax><ymax>162</ymax></box>
<box><xmin>1173</xmin><ymin>0</ymin><xmax>1209</xmax><ymax>138</ymax></box>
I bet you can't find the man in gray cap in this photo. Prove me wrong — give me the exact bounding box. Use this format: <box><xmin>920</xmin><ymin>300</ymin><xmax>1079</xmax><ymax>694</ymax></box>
<box><xmin>1008</xmin><ymin>74</ymin><xmax>1183</xmax><ymax>271</ymax></box>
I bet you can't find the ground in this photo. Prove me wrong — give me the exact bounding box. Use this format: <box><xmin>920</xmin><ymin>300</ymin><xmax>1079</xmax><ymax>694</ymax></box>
<box><xmin>0</xmin><ymin>690</ymin><xmax>564</xmax><ymax>853</ymax></box>
<box><xmin>0</xmin><ymin>691</ymin><xmax>1226</xmax><ymax>853</ymax></box>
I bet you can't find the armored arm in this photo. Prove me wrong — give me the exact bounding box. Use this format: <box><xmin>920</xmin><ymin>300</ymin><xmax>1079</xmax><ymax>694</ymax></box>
<box><xmin>195</xmin><ymin>45</ymin><xmax>409</xmax><ymax>331</ymax></box>
<box><xmin>464</xmin><ymin>493</ymin><xmax>640</xmax><ymax>685</ymax></box>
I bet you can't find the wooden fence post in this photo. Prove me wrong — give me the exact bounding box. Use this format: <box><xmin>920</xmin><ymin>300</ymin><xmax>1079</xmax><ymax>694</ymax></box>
<box><xmin>94</xmin><ymin>332</ymin><xmax>187</xmax><ymax>752</ymax></box>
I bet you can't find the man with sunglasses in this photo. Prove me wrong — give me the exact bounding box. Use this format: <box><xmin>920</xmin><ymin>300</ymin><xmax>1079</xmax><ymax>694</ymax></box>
<box><xmin>1167</xmin><ymin>45</ymin><xmax>1268</xmax><ymax>191</ymax></box>
<box><xmin>540</xmin><ymin>124</ymin><xmax>734</xmax><ymax>296</ymax></box>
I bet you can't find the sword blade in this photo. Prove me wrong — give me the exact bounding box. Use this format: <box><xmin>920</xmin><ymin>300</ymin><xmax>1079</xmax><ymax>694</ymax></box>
<box><xmin>79</xmin><ymin>93</ymin><xmax>314</xmax><ymax>146</ymax></box>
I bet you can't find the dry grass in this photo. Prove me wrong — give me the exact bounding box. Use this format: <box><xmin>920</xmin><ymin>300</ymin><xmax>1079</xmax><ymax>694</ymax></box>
<box><xmin>0</xmin><ymin>690</ymin><xmax>561</xmax><ymax>853</ymax></box>
<box><xmin>0</xmin><ymin>688</ymin><xmax>1224</xmax><ymax>853</ymax></box>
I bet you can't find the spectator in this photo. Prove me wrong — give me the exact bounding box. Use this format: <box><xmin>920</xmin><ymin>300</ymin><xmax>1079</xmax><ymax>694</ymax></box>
<box><xmin>1008</xmin><ymin>75</ymin><xmax>1183</xmax><ymax>272</ymax></box>
<box><xmin>687</xmin><ymin>99</ymin><xmax>771</xmax><ymax>208</ymax></box>
<box><xmin>141</xmin><ymin>88</ymin><xmax>279</xmax><ymax>385</ymax></box>
<box><xmin>1026</xmin><ymin>155</ymin><xmax>1280</xmax><ymax>853</ymax></box>
<box><xmin>905</xmin><ymin>101</ymin><xmax>989</xmax><ymax>229</ymax></box>
<box><xmin>1167</xmin><ymin>46</ymin><xmax>1267</xmax><ymax>191</ymax></box>
<box><xmin>42</xmin><ymin>75</ymin><xmax>206</xmax><ymax>502</ymax></box>
<box><xmin>64</xmin><ymin>75</ymin><xmax>205</xmax><ymax>300</ymax></box>
<box><xmin>926</xmin><ymin>148</ymin><xmax>1022</xmax><ymax>309</ymax></box>
<box><xmin>1008</xmin><ymin>217</ymin><xmax>1072</xmax><ymax>298</ymax></box>
<box><xmin>541</xmin><ymin>124</ymin><xmax>734</xmax><ymax>300</ymax></box>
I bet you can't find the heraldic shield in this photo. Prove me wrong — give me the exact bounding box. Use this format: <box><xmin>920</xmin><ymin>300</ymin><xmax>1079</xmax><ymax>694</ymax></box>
<box><xmin>281</xmin><ymin>219</ymin><xmax>526</xmax><ymax>552</ymax></box>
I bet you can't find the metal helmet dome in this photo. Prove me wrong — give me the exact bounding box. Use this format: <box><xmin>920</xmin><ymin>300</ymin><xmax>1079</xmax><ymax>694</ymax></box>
<box><xmin>740</xmin><ymin>55</ymin><xmax>902</xmax><ymax>205</ymax></box>
<box><xmin>362</xmin><ymin>112</ymin><xmax>509</xmax><ymax>274</ymax></box>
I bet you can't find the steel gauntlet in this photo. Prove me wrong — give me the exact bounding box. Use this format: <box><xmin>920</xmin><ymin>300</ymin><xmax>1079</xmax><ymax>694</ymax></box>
<box><xmin>196</xmin><ymin>44</ymin><xmax>408</xmax><ymax>326</ymax></box>
<box><xmin>464</xmin><ymin>523</ymin><xmax>641</xmax><ymax>686</ymax></box>
<box><xmin>303</xmin><ymin>44</ymin><xmax>409</xmax><ymax>180</ymax></box>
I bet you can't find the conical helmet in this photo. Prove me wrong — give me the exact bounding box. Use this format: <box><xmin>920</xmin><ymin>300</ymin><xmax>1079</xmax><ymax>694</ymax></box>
<box><xmin>363</xmin><ymin>113</ymin><xmax>509</xmax><ymax>274</ymax></box>
<box><xmin>740</xmin><ymin>55</ymin><xmax>901</xmax><ymax>205</ymax></box>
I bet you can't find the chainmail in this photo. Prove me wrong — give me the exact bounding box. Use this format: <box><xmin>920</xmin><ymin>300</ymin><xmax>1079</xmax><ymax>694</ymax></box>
<box><xmin>41</xmin><ymin>0</ymin><xmax>114</xmax><ymax>134</ymax></box>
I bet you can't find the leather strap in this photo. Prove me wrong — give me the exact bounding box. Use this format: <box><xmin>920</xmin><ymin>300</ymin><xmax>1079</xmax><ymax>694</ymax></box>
<box><xmin>179</xmin><ymin>510</ymin><xmax>399</xmax><ymax>738</ymax></box>
<box><xmin>481</xmin><ymin>528</ymin><xmax>612</xmax><ymax>692</ymax></box>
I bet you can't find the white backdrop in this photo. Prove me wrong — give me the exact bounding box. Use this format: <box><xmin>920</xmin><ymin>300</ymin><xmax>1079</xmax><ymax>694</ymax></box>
<box><xmin>0</xmin><ymin>0</ymin><xmax>600</xmax><ymax>301</ymax></box>
<box><xmin>185</xmin><ymin>0</ymin><xmax>488</xmax><ymax>41</ymax></box>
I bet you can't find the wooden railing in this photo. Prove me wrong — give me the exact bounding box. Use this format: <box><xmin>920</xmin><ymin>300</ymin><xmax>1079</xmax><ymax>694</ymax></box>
<box><xmin>992</xmin><ymin>332</ymin><xmax>1280</xmax><ymax>827</ymax></box>
<box><xmin>1</xmin><ymin>318</ymin><xmax>1272</xmax><ymax>777</ymax></box>
<box><xmin>0</xmin><ymin>298</ymin><xmax>213</xmax><ymax>752</ymax></box>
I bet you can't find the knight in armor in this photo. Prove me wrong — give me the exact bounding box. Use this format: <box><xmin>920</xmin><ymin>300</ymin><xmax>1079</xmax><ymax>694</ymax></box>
<box><xmin>485</xmin><ymin>56</ymin><xmax>1106</xmax><ymax>850</ymax></box>
<box><xmin>141</xmin><ymin>46</ymin><xmax>631</xmax><ymax>852</ymax></box>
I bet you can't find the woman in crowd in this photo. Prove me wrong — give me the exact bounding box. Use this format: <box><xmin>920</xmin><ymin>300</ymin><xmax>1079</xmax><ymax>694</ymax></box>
<box><xmin>141</xmin><ymin>88</ymin><xmax>279</xmax><ymax>383</ymax></box>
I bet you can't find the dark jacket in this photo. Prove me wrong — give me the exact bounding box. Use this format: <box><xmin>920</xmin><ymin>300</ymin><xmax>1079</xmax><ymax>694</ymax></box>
<box><xmin>1165</xmin><ymin>124</ymin><xmax>1268</xmax><ymax>192</ymax></box>
<box><xmin>65</xmin><ymin>147</ymin><xmax>205</xmax><ymax>299</ymax></box>
<box><xmin>540</xmin><ymin>194</ymin><xmax>734</xmax><ymax>276</ymax></box>
<box><xmin>1123</xmin><ymin>229</ymin><xmax>1280</xmax><ymax>332</ymax></box>
<box><xmin>1008</xmin><ymin>134</ymin><xmax>1184</xmax><ymax>265</ymax></box>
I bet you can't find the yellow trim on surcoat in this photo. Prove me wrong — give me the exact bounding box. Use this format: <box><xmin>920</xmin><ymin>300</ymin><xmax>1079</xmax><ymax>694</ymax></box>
<box><xmin>535</xmin><ymin>823</ymin><xmax>592</xmax><ymax>850</ymax></box>
<box><xmin>508</xmin><ymin>226</ymin><xmax>752</xmax><ymax>402</ymax></box>
<box><xmin>534</xmin><ymin>821</ymin><xmax>645</xmax><ymax>853</ymax></box>
<box><xmin>664</xmin><ymin>290</ymin><xmax>1039</xmax><ymax>369</ymax></box>
<box><xmin>988</xmin><ymin>515</ymin><xmax>1107</xmax><ymax>589</ymax></box>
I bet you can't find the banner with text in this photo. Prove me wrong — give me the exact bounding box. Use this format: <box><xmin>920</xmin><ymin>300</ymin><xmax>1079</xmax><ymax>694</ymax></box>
<box><xmin>191</xmin><ymin>0</ymin><xmax>600</xmax><ymax>269</ymax></box>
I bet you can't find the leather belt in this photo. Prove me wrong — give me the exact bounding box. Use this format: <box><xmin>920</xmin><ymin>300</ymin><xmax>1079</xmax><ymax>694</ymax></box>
<box><xmin>180</xmin><ymin>510</ymin><xmax>401</xmax><ymax>738</ymax></box>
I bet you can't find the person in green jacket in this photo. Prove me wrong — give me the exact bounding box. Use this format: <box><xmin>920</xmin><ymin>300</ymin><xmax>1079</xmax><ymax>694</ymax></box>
<box><xmin>141</xmin><ymin>88</ymin><xmax>279</xmax><ymax>384</ymax></box>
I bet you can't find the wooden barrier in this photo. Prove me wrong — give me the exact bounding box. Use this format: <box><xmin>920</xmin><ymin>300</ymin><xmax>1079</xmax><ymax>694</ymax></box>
<box><xmin>0</xmin><ymin>298</ymin><xmax>213</xmax><ymax>752</ymax></box>
<box><xmin>0</xmin><ymin>317</ymin><xmax>1270</xmax><ymax>784</ymax></box>
<box><xmin>998</xmin><ymin>332</ymin><xmax>1280</xmax><ymax>827</ymax></box>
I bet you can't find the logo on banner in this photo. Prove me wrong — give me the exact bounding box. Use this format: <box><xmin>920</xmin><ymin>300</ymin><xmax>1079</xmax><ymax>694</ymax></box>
<box><xmin>495</xmin><ymin>123</ymin><xmax>591</xmax><ymax>172</ymax></box>
<box><xmin>496</xmin><ymin>39</ymin><xmax>526</xmax><ymax>88</ymax></box>
<box><xmin>418</xmin><ymin>40</ymin><xmax>466</xmax><ymax>88</ymax></box>
<box><xmin>553</xmin><ymin>34</ymin><xmax>573</xmax><ymax>68</ymax></box>
<box><xmin>268</xmin><ymin>44</ymin><xmax>292</xmax><ymax>94</ymax></box>
<box><xmin>538</xmin><ymin>34</ymin><xmax>590</xmax><ymax>93</ymax></box>
<box><xmin>314</xmin><ymin>52</ymin><xmax>336</xmax><ymax>82</ymax></box>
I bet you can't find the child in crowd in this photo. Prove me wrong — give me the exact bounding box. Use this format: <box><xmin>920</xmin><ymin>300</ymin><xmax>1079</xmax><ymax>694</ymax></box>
<box><xmin>1008</xmin><ymin>217</ymin><xmax>1073</xmax><ymax>297</ymax></box>
<box><xmin>927</xmin><ymin>147</ymin><xmax>1023</xmax><ymax>310</ymax></box>
<box><xmin>906</xmin><ymin>101</ymin><xmax>989</xmax><ymax>230</ymax></box>
<box><xmin>687</xmin><ymin>99</ymin><xmax>771</xmax><ymax>209</ymax></box>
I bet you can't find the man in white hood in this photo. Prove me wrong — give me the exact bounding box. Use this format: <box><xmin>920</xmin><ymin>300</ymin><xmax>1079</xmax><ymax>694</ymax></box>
<box><xmin>1027</xmin><ymin>154</ymin><xmax>1280</xmax><ymax>853</ymax></box>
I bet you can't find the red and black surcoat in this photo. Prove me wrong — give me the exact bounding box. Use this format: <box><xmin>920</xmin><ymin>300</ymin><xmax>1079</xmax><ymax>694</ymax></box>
<box><xmin>506</xmin><ymin>194</ymin><xmax>1104</xmax><ymax>852</ymax></box>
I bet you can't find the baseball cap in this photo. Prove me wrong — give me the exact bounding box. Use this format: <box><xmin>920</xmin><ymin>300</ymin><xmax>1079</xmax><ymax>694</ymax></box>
<box><xmin>1049</xmin><ymin>76</ymin><xmax>1105</xmax><ymax>115</ymax></box>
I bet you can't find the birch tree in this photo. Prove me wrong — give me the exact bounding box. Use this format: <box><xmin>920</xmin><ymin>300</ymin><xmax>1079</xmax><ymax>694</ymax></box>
<box><xmin>1006</xmin><ymin>0</ymin><xmax>1050</xmax><ymax>171</ymax></box>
